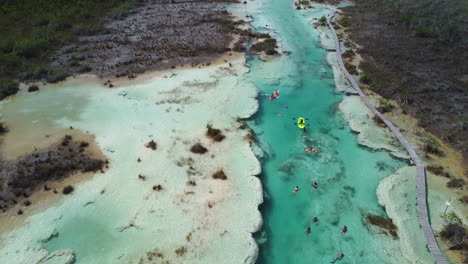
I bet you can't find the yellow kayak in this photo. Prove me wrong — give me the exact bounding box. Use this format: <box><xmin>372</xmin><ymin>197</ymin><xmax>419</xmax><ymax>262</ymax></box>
<box><xmin>297</xmin><ymin>117</ymin><xmax>306</xmax><ymax>129</ymax></box>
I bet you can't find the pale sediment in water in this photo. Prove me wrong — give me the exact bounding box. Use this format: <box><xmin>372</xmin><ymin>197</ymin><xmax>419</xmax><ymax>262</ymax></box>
<box><xmin>0</xmin><ymin>55</ymin><xmax>263</xmax><ymax>264</ymax></box>
<box><xmin>376</xmin><ymin>166</ymin><xmax>433</xmax><ymax>263</ymax></box>
<box><xmin>338</xmin><ymin>96</ymin><xmax>409</xmax><ymax>160</ymax></box>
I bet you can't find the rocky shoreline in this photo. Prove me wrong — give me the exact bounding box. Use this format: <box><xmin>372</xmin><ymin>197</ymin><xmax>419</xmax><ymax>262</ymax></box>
<box><xmin>0</xmin><ymin>0</ymin><xmax>278</xmax><ymax>95</ymax></box>
<box><xmin>51</xmin><ymin>0</ymin><xmax>236</xmax><ymax>81</ymax></box>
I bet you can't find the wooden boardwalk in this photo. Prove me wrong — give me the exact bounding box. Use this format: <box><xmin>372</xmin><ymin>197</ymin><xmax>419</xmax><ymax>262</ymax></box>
<box><xmin>326</xmin><ymin>12</ymin><xmax>447</xmax><ymax>264</ymax></box>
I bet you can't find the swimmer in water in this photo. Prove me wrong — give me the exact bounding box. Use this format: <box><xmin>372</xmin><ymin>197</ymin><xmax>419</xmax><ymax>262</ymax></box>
<box><xmin>305</xmin><ymin>226</ymin><xmax>311</xmax><ymax>235</ymax></box>
<box><xmin>313</xmin><ymin>217</ymin><xmax>319</xmax><ymax>224</ymax></box>
<box><xmin>312</xmin><ymin>182</ymin><xmax>318</xmax><ymax>189</ymax></box>
<box><xmin>331</xmin><ymin>253</ymin><xmax>344</xmax><ymax>263</ymax></box>
<box><xmin>292</xmin><ymin>186</ymin><xmax>300</xmax><ymax>195</ymax></box>
<box><xmin>340</xmin><ymin>225</ymin><xmax>348</xmax><ymax>234</ymax></box>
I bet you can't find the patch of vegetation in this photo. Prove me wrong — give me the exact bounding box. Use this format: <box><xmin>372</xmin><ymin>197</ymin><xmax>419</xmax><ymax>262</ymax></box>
<box><xmin>376</xmin><ymin>98</ymin><xmax>394</xmax><ymax>113</ymax></box>
<box><xmin>344</xmin><ymin>61</ymin><xmax>358</xmax><ymax>75</ymax></box>
<box><xmin>422</xmin><ymin>136</ymin><xmax>445</xmax><ymax>157</ymax></box>
<box><xmin>440</xmin><ymin>212</ymin><xmax>467</xmax><ymax>254</ymax></box>
<box><xmin>319</xmin><ymin>16</ymin><xmax>327</xmax><ymax>25</ymax></box>
<box><xmin>366</xmin><ymin>213</ymin><xmax>398</xmax><ymax>238</ymax></box>
<box><xmin>447</xmin><ymin>178</ymin><xmax>465</xmax><ymax>189</ymax></box>
<box><xmin>152</xmin><ymin>184</ymin><xmax>163</xmax><ymax>191</ymax></box>
<box><xmin>338</xmin><ymin>15</ymin><xmax>351</xmax><ymax>27</ymax></box>
<box><xmin>251</xmin><ymin>38</ymin><xmax>278</xmax><ymax>55</ymax></box>
<box><xmin>360</xmin><ymin>71</ymin><xmax>372</xmax><ymax>85</ymax></box>
<box><xmin>459</xmin><ymin>195</ymin><xmax>468</xmax><ymax>204</ymax></box>
<box><xmin>0</xmin><ymin>78</ymin><xmax>19</xmax><ymax>100</ymax></box>
<box><xmin>206</xmin><ymin>124</ymin><xmax>225</xmax><ymax>142</ymax></box>
<box><xmin>342</xmin><ymin>49</ymin><xmax>355</xmax><ymax>60</ymax></box>
<box><xmin>62</xmin><ymin>185</ymin><xmax>74</xmax><ymax>194</ymax></box>
<box><xmin>27</xmin><ymin>85</ymin><xmax>39</xmax><ymax>92</ymax></box>
<box><xmin>387</xmin><ymin>0</ymin><xmax>467</xmax><ymax>44</ymax></box>
<box><xmin>145</xmin><ymin>249</ymin><xmax>164</xmax><ymax>261</ymax></box>
<box><xmin>426</xmin><ymin>165</ymin><xmax>449</xmax><ymax>177</ymax></box>
<box><xmin>245</xmin><ymin>128</ymin><xmax>256</xmax><ymax>143</ymax></box>
<box><xmin>212</xmin><ymin>170</ymin><xmax>227</xmax><ymax>180</ymax></box>
<box><xmin>0</xmin><ymin>0</ymin><xmax>139</xmax><ymax>89</ymax></box>
<box><xmin>145</xmin><ymin>140</ymin><xmax>157</xmax><ymax>150</ymax></box>
<box><xmin>190</xmin><ymin>143</ymin><xmax>208</xmax><ymax>154</ymax></box>
<box><xmin>186</xmin><ymin>179</ymin><xmax>196</xmax><ymax>186</ymax></box>
<box><xmin>372</xmin><ymin>115</ymin><xmax>386</xmax><ymax>127</ymax></box>
<box><xmin>175</xmin><ymin>246</ymin><xmax>187</xmax><ymax>256</ymax></box>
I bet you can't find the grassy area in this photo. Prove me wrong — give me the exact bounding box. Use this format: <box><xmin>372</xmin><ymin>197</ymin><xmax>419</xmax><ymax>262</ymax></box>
<box><xmin>0</xmin><ymin>0</ymin><xmax>139</xmax><ymax>92</ymax></box>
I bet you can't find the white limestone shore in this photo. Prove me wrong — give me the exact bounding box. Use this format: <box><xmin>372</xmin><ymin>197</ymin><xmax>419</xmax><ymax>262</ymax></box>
<box><xmin>0</xmin><ymin>55</ymin><xmax>263</xmax><ymax>264</ymax></box>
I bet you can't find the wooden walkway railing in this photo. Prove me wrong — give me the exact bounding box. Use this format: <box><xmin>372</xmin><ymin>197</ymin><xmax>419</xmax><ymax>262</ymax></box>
<box><xmin>325</xmin><ymin>11</ymin><xmax>447</xmax><ymax>264</ymax></box>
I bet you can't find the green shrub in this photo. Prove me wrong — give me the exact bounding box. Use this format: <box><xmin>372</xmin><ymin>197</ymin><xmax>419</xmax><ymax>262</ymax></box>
<box><xmin>14</xmin><ymin>38</ymin><xmax>49</xmax><ymax>58</ymax></box>
<box><xmin>344</xmin><ymin>61</ymin><xmax>358</xmax><ymax>75</ymax></box>
<box><xmin>338</xmin><ymin>16</ymin><xmax>351</xmax><ymax>27</ymax></box>
<box><xmin>422</xmin><ymin>136</ymin><xmax>444</xmax><ymax>156</ymax></box>
<box><xmin>447</xmin><ymin>178</ymin><xmax>465</xmax><ymax>189</ymax></box>
<box><xmin>319</xmin><ymin>16</ymin><xmax>327</xmax><ymax>25</ymax></box>
<box><xmin>377</xmin><ymin>98</ymin><xmax>394</xmax><ymax>113</ymax></box>
<box><xmin>360</xmin><ymin>72</ymin><xmax>372</xmax><ymax>85</ymax></box>
<box><xmin>412</xmin><ymin>25</ymin><xmax>435</xmax><ymax>38</ymax></box>
<box><xmin>0</xmin><ymin>39</ymin><xmax>15</xmax><ymax>54</ymax></box>
<box><xmin>0</xmin><ymin>78</ymin><xmax>19</xmax><ymax>100</ymax></box>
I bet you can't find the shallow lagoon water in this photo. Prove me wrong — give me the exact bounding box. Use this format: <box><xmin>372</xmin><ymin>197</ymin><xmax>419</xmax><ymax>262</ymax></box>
<box><xmin>241</xmin><ymin>0</ymin><xmax>430</xmax><ymax>263</ymax></box>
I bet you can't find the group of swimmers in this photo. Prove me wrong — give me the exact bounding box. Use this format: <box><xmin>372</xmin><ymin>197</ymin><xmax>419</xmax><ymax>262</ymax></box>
<box><xmin>293</xmin><ymin>184</ymin><xmax>347</xmax><ymax>262</ymax></box>
<box><xmin>270</xmin><ymin>89</ymin><xmax>346</xmax><ymax>262</ymax></box>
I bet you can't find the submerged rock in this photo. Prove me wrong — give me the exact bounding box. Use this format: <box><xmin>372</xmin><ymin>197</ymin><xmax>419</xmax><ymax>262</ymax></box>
<box><xmin>27</xmin><ymin>85</ymin><xmax>39</xmax><ymax>92</ymax></box>
<box><xmin>206</xmin><ymin>124</ymin><xmax>225</xmax><ymax>142</ymax></box>
<box><xmin>190</xmin><ymin>143</ymin><xmax>208</xmax><ymax>154</ymax></box>
<box><xmin>62</xmin><ymin>185</ymin><xmax>74</xmax><ymax>195</ymax></box>
<box><xmin>212</xmin><ymin>170</ymin><xmax>227</xmax><ymax>180</ymax></box>
<box><xmin>145</xmin><ymin>140</ymin><xmax>157</xmax><ymax>150</ymax></box>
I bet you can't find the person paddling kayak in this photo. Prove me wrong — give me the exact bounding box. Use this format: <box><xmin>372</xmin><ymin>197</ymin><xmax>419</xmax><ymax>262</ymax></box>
<box><xmin>269</xmin><ymin>90</ymin><xmax>280</xmax><ymax>100</ymax></box>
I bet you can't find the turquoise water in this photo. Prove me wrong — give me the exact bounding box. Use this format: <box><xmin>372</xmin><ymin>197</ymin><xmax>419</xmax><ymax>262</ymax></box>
<box><xmin>243</xmin><ymin>1</ymin><xmax>410</xmax><ymax>263</ymax></box>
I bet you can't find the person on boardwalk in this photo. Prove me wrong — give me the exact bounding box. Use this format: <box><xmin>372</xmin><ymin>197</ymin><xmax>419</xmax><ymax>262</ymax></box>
<box><xmin>331</xmin><ymin>253</ymin><xmax>344</xmax><ymax>263</ymax></box>
<box><xmin>313</xmin><ymin>217</ymin><xmax>319</xmax><ymax>224</ymax></box>
<box><xmin>340</xmin><ymin>225</ymin><xmax>348</xmax><ymax>234</ymax></box>
<box><xmin>292</xmin><ymin>186</ymin><xmax>300</xmax><ymax>195</ymax></box>
<box><xmin>305</xmin><ymin>226</ymin><xmax>311</xmax><ymax>235</ymax></box>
